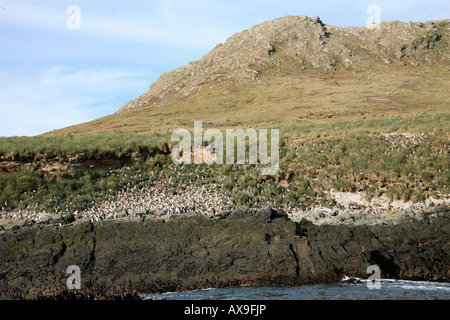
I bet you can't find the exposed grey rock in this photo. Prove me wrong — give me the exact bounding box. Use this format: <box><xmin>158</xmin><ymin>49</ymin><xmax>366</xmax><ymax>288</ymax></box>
<box><xmin>0</xmin><ymin>206</ymin><xmax>448</xmax><ymax>299</ymax></box>
<box><xmin>222</xmin><ymin>207</ymin><xmax>287</xmax><ymax>221</ymax></box>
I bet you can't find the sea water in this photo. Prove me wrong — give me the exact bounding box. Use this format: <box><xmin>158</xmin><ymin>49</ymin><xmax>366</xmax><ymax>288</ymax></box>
<box><xmin>141</xmin><ymin>280</ymin><xmax>450</xmax><ymax>300</ymax></box>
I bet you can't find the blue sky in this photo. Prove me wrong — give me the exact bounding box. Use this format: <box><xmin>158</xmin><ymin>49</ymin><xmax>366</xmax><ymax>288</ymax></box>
<box><xmin>0</xmin><ymin>0</ymin><xmax>449</xmax><ymax>136</ymax></box>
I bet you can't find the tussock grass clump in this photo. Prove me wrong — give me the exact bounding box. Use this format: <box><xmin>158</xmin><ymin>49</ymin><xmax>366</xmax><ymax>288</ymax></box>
<box><xmin>0</xmin><ymin>133</ymin><xmax>171</xmax><ymax>162</ymax></box>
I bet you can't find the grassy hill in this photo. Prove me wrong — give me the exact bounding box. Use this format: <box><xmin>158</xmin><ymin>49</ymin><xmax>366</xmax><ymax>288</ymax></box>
<box><xmin>0</xmin><ymin>16</ymin><xmax>449</xmax><ymax>217</ymax></box>
<box><xmin>47</xmin><ymin>16</ymin><xmax>450</xmax><ymax>135</ymax></box>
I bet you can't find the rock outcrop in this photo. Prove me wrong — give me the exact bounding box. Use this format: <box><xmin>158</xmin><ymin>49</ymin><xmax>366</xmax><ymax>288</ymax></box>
<box><xmin>0</xmin><ymin>206</ymin><xmax>448</xmax><ymax>299</ymax></box>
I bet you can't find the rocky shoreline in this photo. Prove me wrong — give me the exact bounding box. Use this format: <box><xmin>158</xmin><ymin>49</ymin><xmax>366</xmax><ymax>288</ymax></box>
<box><xmin>0</xmin><ymin>205</ymin><xmax>448</xmax><ymax>299</ymax></box>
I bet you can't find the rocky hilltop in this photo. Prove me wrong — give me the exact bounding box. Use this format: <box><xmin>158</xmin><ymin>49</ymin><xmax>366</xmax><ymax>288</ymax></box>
<box><xmin>117</xmin><ymin>15</ymin><xmax>449</xmax><ymax>114</ymax></box>
<box><xmin>50</xmin><ymin>15</ymin><xmax>450</xmax><ymax>135</ymax></box>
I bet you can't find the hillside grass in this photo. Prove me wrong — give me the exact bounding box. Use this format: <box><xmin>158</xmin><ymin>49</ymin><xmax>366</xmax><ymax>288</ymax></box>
<box><xmin>47</xmin><ymin>67</ymin><xmax>450</xmax><ymax>135</ymax></box>
<box><xmin>0</xmin><ymin>113</ymin><xmax>448</xmax><ymax>213</ymax></box>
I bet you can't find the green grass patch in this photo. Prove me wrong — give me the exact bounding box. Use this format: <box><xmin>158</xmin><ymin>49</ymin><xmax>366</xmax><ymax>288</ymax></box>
<box><xmin>0</xmin><ymin>114</ymin><xmax>448</xmax><ymax>213</ymax></box>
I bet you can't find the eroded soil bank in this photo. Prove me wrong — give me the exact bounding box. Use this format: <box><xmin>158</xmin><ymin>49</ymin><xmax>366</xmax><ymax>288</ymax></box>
<box><xmin>0</xmin><ymin>207</ymin><xmax>448</xmax><ymax>299</ymax></box>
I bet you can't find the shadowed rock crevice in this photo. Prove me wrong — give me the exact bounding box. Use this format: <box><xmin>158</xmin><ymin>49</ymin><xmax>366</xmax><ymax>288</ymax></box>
<box><xmin>288</xmin><ymin>243</ymin><xmax>300</xmax><ymax>277</ymax></box>
<box><xmin>369</xmin><ymin>250</ymin><xmax>400</xmax><ymax>278</ymax></box>
<box><xmin>86</xmin><ymin>222</ymin><xmax>97</xmax><ymax>270</ymax></box>
<box><xmin>52</xmin><ymin>242</ymin><xmax>67</xmax><ymax>264</ymax></box>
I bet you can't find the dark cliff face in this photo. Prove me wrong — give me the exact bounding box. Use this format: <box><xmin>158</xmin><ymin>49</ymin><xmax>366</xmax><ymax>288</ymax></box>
<box><xmin>0</xmin><ymin>206</ymin><xmax>448</xmax><ymax>299</ymax></box>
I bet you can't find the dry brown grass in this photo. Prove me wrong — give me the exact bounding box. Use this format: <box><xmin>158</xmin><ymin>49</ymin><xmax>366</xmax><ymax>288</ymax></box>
<box><xmin>48</xmin><ymin>66</ymin><xmax>449</xmax><ymax>136</ymax></box>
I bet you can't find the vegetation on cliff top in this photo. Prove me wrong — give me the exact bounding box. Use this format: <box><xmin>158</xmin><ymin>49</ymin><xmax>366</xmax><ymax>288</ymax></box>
<box><xmin>1</xmin><ymin>113</ymin><xmax>448</xmax><ymax>214</ymax></box>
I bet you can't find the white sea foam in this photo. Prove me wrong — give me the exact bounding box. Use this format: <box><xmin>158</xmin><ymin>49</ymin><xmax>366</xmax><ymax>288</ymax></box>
<box><xmin>141</xmin><ymin>280</ymin><xmax>450</xmax><ymax>300</ymax></box>
<box><xmin>382</xmin><ymin>280</ymin><xmax>450</xmax><ymax>292</ymax></box>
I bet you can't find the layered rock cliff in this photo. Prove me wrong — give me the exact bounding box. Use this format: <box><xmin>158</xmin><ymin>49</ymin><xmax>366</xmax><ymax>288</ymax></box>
<box><xmin>0</xmin><ymin>206</ymin><xmax>448</xmax><ymax>299</ymax></box>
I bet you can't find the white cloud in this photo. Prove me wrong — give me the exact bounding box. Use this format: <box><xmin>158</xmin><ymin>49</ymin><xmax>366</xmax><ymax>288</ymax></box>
<box><xmin>0</xmin><ymin>1</ymin><xmax>232</xmax><ymax>49</ymax></box>
<box><xmin>0</xmin><ymin>67</ymin><xmax>150</xmax><ymax>136</ymax></box>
